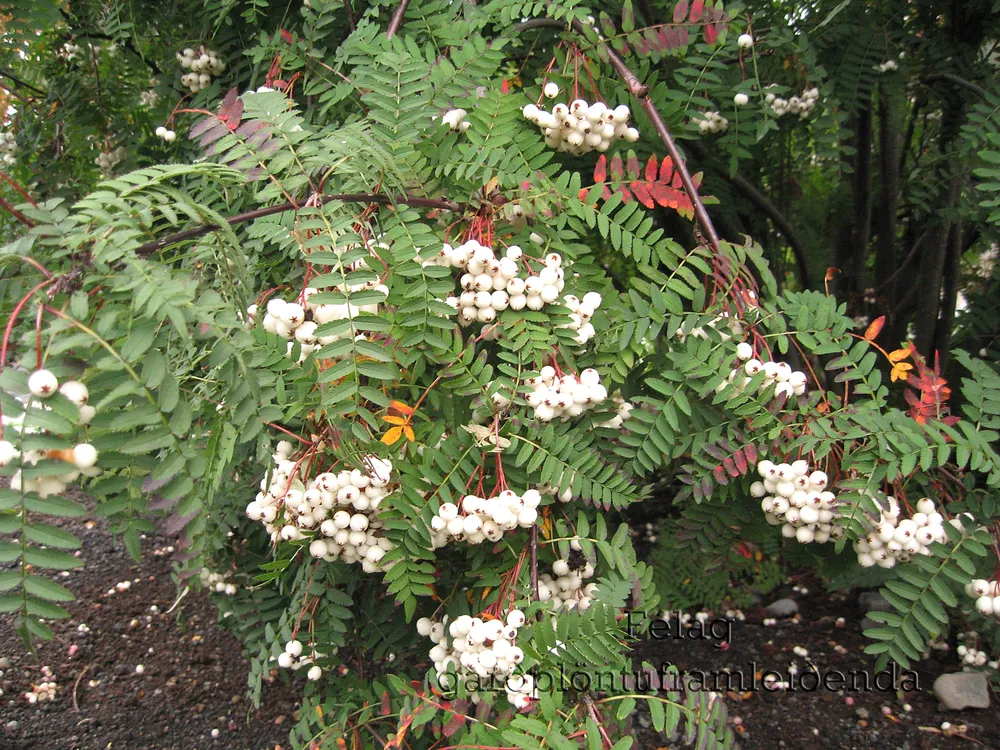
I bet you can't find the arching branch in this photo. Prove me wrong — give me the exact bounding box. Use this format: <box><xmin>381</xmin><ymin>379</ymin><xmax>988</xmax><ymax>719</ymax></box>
<box><xmin>134</xmin><ymin>193</ymin><xmax>462</xmax><ymax>257</ymax></box>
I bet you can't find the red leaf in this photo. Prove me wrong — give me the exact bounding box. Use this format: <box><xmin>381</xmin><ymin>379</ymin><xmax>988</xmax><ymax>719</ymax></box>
<box><xmin>594</xmin><ymin>154</ymin><xmax>607</xmax><ymax>183</ymax></box>
<box><xmin>704</xmin><ymin>23</ymin><xmax>718</xmax><ymax>44</ymax></box>
<box><xmin>733</xmin><ymin>449</ymin><xmax>748</xmax><ymax>474</ymax></box>
<box><xmin>381</xmin><ymin>691</ymin><xmax>391</xmax><ymax>716</ymax></box>
<box><xmin>645</xmin><ymin>155</ymin><xmax>658</xmax><ymax>182</ymax></box>
<box><xmin>442</xmin><ymin>710</ymin><xmax>466</xmax><ymax>738</ymax></box>
<box><xmin>649</xmin><ymin>182</ymin><xmax>673</xmax><ymax>207</ymax></box>
<box><xmin>659</xmin><ymin>156</ymin><xmax>674</xmax><ymax>183</ymax></box>
<box><xmin>626</xmin><ymin>152</ymin><xmax>640</xmax><ymax>179</ymax></box>
<box><xmin>713</xmin><ymin>465</ymin><xmax>729</xmax><ymax>485</ymax></box>
<box><xmin>501</xmin><ymin>79</ymin><xmax>510</xmax><ymax>94</ymax></box>
<box><xmin>631</xmin><ymin>181</ymin><xmax>654</xmax><ymax>208</ymax></box>
<box><xmin>723</xmin><ymin>457</ymin><xmax>739</xmax><ymax>478</ymax></box>
<box><xmin>864</xmin><ymin>315</ymin><xmax>885</xmax><ymax>341</ymax></box>
<box><xmin>601</xmin><ymin>185</ymin><xmax>613</xmax><ymax>201</ymax></box>
<box><xmin>690</xmin><ymin>0</ymin><xmax>704</xmax><ymax>22</ymax></box>
<box><xmin>620</xmin><ymin>183</ymin><xmax>633</xmax><ymax>203</ymax></box>
<box><xmin>609</xmin><ymin>153</ymin><xmax>624</xmax><ymax>180</ymax></box>
<box><xmin>280</xmin><ymin>29</ymin><xmax>294</xmax><ymax>44</ymax></box>
<box><xmin>673</xmin><ymin>0</ymin><xmax>689</xmax><ymax>23</ymax></box>
<box><xmin>744</xmin><ymin>443</ymin><xmax>758</xmax><ymax>465</ymax></box>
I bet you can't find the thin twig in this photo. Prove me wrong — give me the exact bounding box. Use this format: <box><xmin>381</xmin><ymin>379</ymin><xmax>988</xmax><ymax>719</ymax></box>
<box><xmin>0</xmin><ymin>68</ymin><xmax>48</xmax><ymax>98</ymax></box>
<box><xmin>72</xmin><ymin>665</ymin><xmax>90</xmax><ymax>712</ymax></box>
<box><xmin>134</xmin><ymin>192</ymin><xmax>462</xmax><ymax>256</ymax></box>
<box><xmin>514</xmin><ymin>18</ymin><xmax>722</xmax><ymax>252</ymax></box>
<box><xmin>386</xmin><ymin>0</ymin><xmax>411</xmax><ymax>39</ymax></box>
<box><xmin>582</xmin><ymin>694</ymin><xmax>614</xmax><ymax>749</ymax></box>
<box><xmin>529</xmin><ymin>525</ymin><xmax>539</xmax><ymax>601</ymax></box>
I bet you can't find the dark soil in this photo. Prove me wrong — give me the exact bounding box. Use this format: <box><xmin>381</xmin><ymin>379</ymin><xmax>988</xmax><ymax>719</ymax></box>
<box><xmin>3</xmin><ymin>510</ymin><xmax>998</xmax><ymax>750</ymax></box>
<box><xmin>632</xmin><ymin>581</ymin><xmax>1000</xmax><ymax>749</ymax></box>
<box><xmin>0</xmin><ymin>510</ymin><xmax>300</xmax><ymax>750</ymax></box>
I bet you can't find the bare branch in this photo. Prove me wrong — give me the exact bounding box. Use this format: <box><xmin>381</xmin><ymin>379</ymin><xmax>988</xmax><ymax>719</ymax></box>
<box><xmin>386</xmin><ymin>0</ymin><xmax>411</xmax><ymax>39</ymax></box>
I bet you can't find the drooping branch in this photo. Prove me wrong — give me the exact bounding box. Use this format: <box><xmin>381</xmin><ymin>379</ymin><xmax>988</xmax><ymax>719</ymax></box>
<box><xmin>386</xmin><ymin>0</ymin><xmax>411</xmax><ymax>39</ymax></box>
<box><xmin>513</xmin><ymin>18</ymin><xmax>722</xmax><ymax>253</ymax></box>
<box><xmin>134</xmin><ymin>193</ymin><xmax>462</xmax><ymax>256</ymax></box>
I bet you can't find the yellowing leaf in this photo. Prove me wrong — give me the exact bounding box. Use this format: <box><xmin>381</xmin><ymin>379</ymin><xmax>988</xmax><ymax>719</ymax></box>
<box><xmin>403</xmin><ymin>424</ymin><xmax>415</xmax><ymax>442</ymax></box>
<box><xmin>382</xmin><ymin>415</ymin><xmax>408</xmax><ymax>425</ymax></box>
<box><xmin>888</xmin><ymin>347</ymin><xmax>912</xmax><ymax>363</ymax></box>
<box><xmin>381</xmin><ymin>426</ymin><xmax>403</xmax><ymax>444</ymax></box>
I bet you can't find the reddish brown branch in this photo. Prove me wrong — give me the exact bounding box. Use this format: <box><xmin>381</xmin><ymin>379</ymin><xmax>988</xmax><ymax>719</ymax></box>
<box><xmin>386</xmin><ymin>0</ymin><xmax>410</xmax><ymax>39</ymax></box>
<box><xmin>529</xmin><ymin>525</ymin><xmax>539</xmax><ymax>601</ymax></box>
<box><xmin>0</xmin><ymin>194</ymin><xmax>34</xmax><ymax>227</ymax></box>
<box><xmin>0</xmin><ymin>170</ymin><xmax>38</xmax><ymax>207</ymax></box>
<box><xmin>134</xmin><ymin>192</ymin><xmax>462</xmax><ymax>256</ymax></box>
<box><xmin>514</xmin><ymin>18</ymin><xmax>722</xmax><ymax>253</ymax></box>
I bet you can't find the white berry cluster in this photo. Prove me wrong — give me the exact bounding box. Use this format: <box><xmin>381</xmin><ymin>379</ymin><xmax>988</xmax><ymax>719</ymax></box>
<box><xmin>199</xmin><ymin>569</ymin><xmax>238</xmax><ymax>596</ymax></box>
<box><xmin>539</xmin><ymin>543</ymin><xmax>597</xmax><ymax>611</ymax></box>
<box><xmin>696</xmin><ymin>111</ymin><xmax>729</xmax><ymax>134</ymax></box>
<box><xmin>854</xmin><ymin>496</ymin><xmax>948</xmax><ymax>569</ymax></box>
<box><xmin>539</xmin><ymin>482</ymin><xmax>573</xmax><ymax>503</ymax></box>
<box><xmin>596</xmin><ymin>393</ymin><xmax>634</xmax><ymax>430</ymax></box>
<box><xmin>0</xmin><ymin>131</ymin><xmax>16</xmax><ymax>166</ymax></box>
<box><xmin>957</xmin><ymin>642</ymin><xmax>992</xmax><ymax>670</ymax></box>
<box><xmin>718</xmin><ymin>342</ymin><xmax>807</xmax><ymax>400</ymax></box>
<box><xmin>753</xmin><ymin>459</ymin><xmax>841</xmax><ymax>544</ymax></box>
<box><xmin>247</xmin><ymin>280</ymin><xmax>385</xmax><ymax>363</ymax></box>
<box><xmin>525</xmin><ymin>367</ymin><xmax>607</xmax><ymax>422</ymax></box>
<box><xmin>3</xmin><ymin>372</ymin><xmax>100</xmax><ymax>496</ymax></box>
<box><xmin>440</xmin><ymin>108</ymin><xmax>470</xmax><ymax>133</ymax></box>
<box><xmin>276</xmin><ymin>638</ymin><xmax>332</xmax><ymax>681</ymax></box>
<box><xmin>154</xmin><ymin>126</ymin><xmax>177</xmax><ymax>143</ymax></box>
<box><xmin>875</xmin><ymin>60</ymin><xmax>899</xmax><ymax>73</ymax></box>
<box><xmin>522</xmin><ymin>87</ymin><xmax>638</xmax><ymax>155</ymax></box>
<box><xmin>139</xmin><ymin>88</ymin><xmax>160</xmax><ymax>107</ymax></box>
<box><xmin>245</xmin><ymin>441</ymin><xmax>396</xmax><ymax>572</ymax></box>
<box><xmin>966</xmin><ymin>578</ymin><xmax>1000</xmax><ymax>619</ymax></box>
<box><xmin>24</xmin><ymin>667</ymin><xmax>57</xmax><ymax>705</ymax></box>
<box><xmin>176</xmin><ymin>46</ymin><xmax>225</xmax><ymax>92</ymax></box>
<box><xmin>94</xmin><ymin>146</ymin><xmax>126</xmax><ymax>177</ymax></box>
<box><xmin>766</xmin><ymin>88</ymin><xmax>820</xmax><ymax>119</ymax></box>
<box><xmin>430</xmin><ymin>490</ymin><xmax>541</xmax><ymax>548</ymax></box>
<box><xmin>417</xmin><ymin>610</ymin><xmax>534</xmax><ymax>708</ymax></box>
<box><xmin>559</xmin><ymin>292</ymin><xmax>603</xmax><ymax>345</ymax></box>
<box><xmin>428</xmin><ymin>240</ymin><xmax>563</xmax><ymax>324</ymax></box>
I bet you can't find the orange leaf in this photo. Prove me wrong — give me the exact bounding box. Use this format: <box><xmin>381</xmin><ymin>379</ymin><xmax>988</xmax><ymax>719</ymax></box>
<box><xmin>389</xmin><ymin>400</ymin><xmax>414</xmax><ymax>416</ymax></box>
<box><xmin>890</xmin><ymin>364</ymin><xmax>909</xmax><ymax>382</ymax></box>
<box><xmin>888</xmin><ymin>347</ymin><xmax>911</xmax><ymax>363</ymax></box>
<box><xmin>864</xmin><ymin>315</ymin><xmax>885</xmax><ymax>341</ymax></box>
<box><xmin>382</xmin><ymin>415</ymin><xmax>408</xmax><ymax>425</ymax></box>
<box><xmin>381</xmin><ymin>426</ymin><xmax>404</xmax><ymax>445</ymax></box>
<box><xmin>403</xmin><ymin>424</ymin><xmax>415</xmax><ymax>442</ymax></box>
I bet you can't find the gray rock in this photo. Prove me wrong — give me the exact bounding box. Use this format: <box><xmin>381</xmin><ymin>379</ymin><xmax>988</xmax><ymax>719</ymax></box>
<box><xmin>933</xmin><ymin>672</ymin><xmax>991</xmax><ymax>710</ymax></box>
<box><xmin>859</xmin><ymin>591</ymin><xmax>892</xmax><ymax>613</ymax></box>
<box><xmin>765</xmin><ymin>598</ymin><xmax>798</xmax><ymax>617</ymax></box>
<box><xmin>0</xmin><ymin>657</ymin><xmax>10</xmax><ymax>669</ymax></box>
